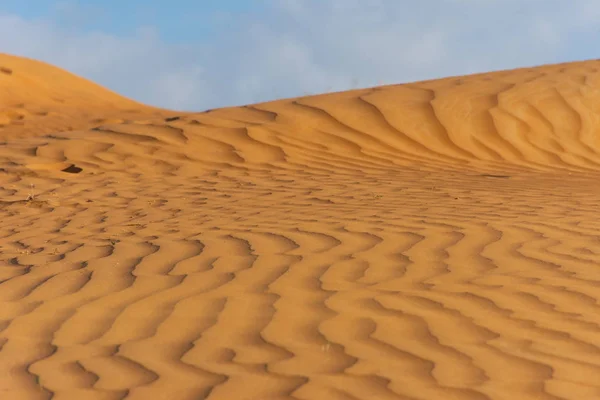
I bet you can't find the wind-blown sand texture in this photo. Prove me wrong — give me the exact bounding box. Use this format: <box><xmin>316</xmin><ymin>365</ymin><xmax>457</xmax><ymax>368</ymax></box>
<box><xmin>1</xmin><ymin>53</ymin><xmax>600</xmax><ymax>400</ymax></box>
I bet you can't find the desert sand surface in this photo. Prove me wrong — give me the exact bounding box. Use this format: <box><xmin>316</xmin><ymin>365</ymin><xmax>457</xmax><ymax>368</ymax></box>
<box><xmin>1</xmin><ymin>52</ymin><xmax>600</xmax><ymax>400</ymax></box>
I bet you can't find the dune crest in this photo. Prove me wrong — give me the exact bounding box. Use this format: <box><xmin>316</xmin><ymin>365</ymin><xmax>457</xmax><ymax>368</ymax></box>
<box><xmin>1</xmin><ymin>55</ymin><xmax>600</xmax><ymax>400</ymax></box>
<box><xmin>0</xmin><ymin>53</ymin><xmax>178</xmax><ymax>138</ymax></box>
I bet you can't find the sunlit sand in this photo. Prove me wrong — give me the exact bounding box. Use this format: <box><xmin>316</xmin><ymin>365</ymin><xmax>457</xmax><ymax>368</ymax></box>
<box><xmin>1</xmin><ymin>53</ymin><xmax>600</xmax><ymax>399</ymax></box>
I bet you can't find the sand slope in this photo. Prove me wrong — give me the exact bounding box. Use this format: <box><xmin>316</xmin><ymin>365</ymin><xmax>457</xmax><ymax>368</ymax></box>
<box><xmin>2</xmin><ymin>55</ymin><xmax>600</xmax><ymax>400</ymax></box>
<box><xmin>0</xmin><ymin>53</ymin><xmax>178</xmax><ymax>138</ymax></box>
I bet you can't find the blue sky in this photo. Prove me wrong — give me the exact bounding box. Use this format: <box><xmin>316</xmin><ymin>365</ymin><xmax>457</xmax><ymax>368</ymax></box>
<box><xmin>0</xmin><ymin>1</ymin><xmax>264</xmax><ymax>38</ymax></box>
<box><xmin>1</xmin><ymin>1</ymin><xmax>599</xmax><ymax>111</ymax></box>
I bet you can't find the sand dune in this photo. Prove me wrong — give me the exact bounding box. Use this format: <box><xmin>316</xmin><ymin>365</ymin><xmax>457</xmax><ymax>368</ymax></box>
<box><xmin>0</xmin><ymin>53</ymin><xmax>179</xmax><ymax>139</ymax></box>
<box><xmin>2</xmin><ymin>54</ymin><xmax>600</xmax><ymax>400</ymax></box>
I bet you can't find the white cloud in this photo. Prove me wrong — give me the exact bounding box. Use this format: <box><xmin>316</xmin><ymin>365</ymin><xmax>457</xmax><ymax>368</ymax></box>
<box><xmin>0</xmin><ymin>1</ymin><xmax>596</xmax><ymax>111</ymax></box>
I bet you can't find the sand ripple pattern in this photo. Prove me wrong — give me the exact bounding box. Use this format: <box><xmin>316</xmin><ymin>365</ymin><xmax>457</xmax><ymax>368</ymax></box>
<box><xmin>2</xmin><ymin>61</ymin><xmax>600</xmax><ymax>399</ymax></box>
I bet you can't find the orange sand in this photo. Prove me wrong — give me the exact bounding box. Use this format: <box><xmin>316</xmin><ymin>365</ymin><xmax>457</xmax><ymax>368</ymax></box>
<box><xmin>1</xmin><ymin>52</ymin><xmax>600</xmax><ymax>400</ymax></box>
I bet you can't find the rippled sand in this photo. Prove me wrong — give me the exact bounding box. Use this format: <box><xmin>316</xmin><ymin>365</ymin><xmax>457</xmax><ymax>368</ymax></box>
<box><xmin>2</xmin><ymin>53</ymin><xmax>600</xmax><ymax>399</ymax></box>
